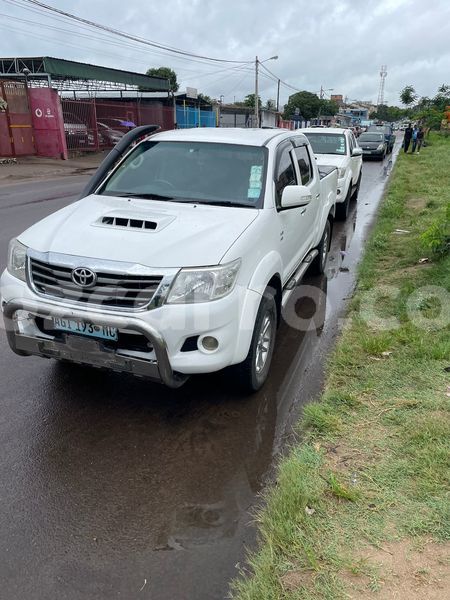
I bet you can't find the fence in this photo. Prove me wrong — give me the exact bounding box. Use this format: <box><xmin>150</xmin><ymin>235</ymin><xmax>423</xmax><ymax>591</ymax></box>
<box><xmin>60</xmin><ymin>98</ymin><xmax>175</xmax><ymax>152</ymax></box>
<box><xmin>176</xmin><ymin>105</ymin><xmax>216</xmax><ymax>128</ymax></box>
<box><xmin>0</xmin><ymin>80</ymin><xmax>35</xmax><ymax>156</ymax></box>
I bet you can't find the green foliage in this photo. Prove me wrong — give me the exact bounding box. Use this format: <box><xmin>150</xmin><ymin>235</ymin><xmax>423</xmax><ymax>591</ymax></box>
<box><xmin>145</xmin><ymin>66</ymin><xmax>179</xmax><ymax>91</ymax></box>
<box><xmin>283</xmin><ymin>90</ymin><xmax>321</xmax><ymax>120</ymax></box>
<box><xmin>420</xmin><ymin>203</ymin><xmax>450</xmax><ymax>257</ymax></box>
<box><xmin>370</xmin><ymin>104</ymin><xmax>407</xmax><ymax>122</ymax></box>
<box><xmin>320</xmin><ymin>99</ymin><xmax>339</xmax><ymax>116</ymax></box>
<box><xmin>198</xmin><ymin>93</ymin><xmax>213</xmax><ymax>105</ymax></box>
<box><xmin>242</xmin><ymin>93</ymin><xmax>262</xmax><ymax>108</ymax></box>
<box><xmin>400</xmin><ymin>85</ymin><xmax>418</xmax><ymax>107</ymax></box>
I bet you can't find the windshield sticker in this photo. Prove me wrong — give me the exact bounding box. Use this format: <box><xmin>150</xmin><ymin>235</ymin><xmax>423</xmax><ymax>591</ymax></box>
<box><xmin>249</xmin><ymin>165</ymin><xmax>263</xmax><ymax>185</ymax></box>
<box><xmin>337</xmin><ymin>139</ymin><xmax>346</xmax><ymax>154</ymax></box>
<box><xmin>248</xmin><ymin>188</ymin><xmax>260</xmax><ymax>199</ymax></box>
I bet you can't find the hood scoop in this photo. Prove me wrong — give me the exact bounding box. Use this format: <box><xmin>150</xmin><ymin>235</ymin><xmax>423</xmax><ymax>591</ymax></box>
<box><xmin>101</xmin><ymin>215</ymin><xmax>157</xmax><ymax>230</ymax></box>
<box><xmin>94</xmin><ymin>209</ymin><xmax>176</xmax><ymax>233</ymax></box>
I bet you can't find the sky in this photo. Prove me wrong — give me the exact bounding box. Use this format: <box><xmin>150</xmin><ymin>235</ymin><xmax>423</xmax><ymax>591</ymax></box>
<box><xmin>1</xmin><ymin>0</ymin><xmax>450</xmax><ymax>107</ymax></box>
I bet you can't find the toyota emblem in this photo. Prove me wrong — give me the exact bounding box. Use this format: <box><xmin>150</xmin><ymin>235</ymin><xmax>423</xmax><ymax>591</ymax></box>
<box><xmin>71</xmin><ymin>267</ymin><xmax>97</xmax><ymax>288</ymax></box>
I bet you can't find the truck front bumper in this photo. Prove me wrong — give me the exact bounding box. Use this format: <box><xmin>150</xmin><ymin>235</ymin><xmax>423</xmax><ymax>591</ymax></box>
<box><xmin>2</xmin><ymin>298</ymin><xmax>187</xmax><ymax>389</ymax></box>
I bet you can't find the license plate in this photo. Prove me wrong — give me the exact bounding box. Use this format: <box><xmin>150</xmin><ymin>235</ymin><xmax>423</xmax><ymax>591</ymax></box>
<box><xmin>53</xmin><ymin>318</ymin><xmax>118</xmax><ymax>341</ymax></box>
<box><xmin>363</xmin><ymin>150</ymin><xmax>372</xmax><ymax>154</ymax></box>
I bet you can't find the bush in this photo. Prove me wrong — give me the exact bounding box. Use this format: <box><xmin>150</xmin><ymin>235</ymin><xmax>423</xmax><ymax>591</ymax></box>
<box><xmin>421</xmin><ymin>204</ymin><xmax>450</xmax><ymax>257</ymax></box>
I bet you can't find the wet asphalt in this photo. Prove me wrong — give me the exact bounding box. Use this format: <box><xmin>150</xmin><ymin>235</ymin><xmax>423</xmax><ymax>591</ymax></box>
<box><xmin>0</xmin><ymin>142</ymin><xmax>400</xmax><ymax>600</ymax></box>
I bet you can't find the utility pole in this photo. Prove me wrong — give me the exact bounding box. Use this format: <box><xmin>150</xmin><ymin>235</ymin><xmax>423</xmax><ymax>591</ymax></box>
<box><xmin>319</xmin><ymin>85</ymin><xmax>324</xmax><ymax>100</ymax></box>
<box><xmin>276</xmin><ymin>78</ymin><xmax>280</xmax><ymax>112</ymax></box>
<box><xmin>254</xmin><ymin>56</ymin><xmax>259</xmax><ymax>128</ymax></box>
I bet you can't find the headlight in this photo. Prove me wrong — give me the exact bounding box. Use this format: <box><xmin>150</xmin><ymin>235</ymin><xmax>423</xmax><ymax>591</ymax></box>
<box><xmin>167</xmin><ymin>259</ymin><xmax>241</xmax><ymax>304</ymax></box>
<box><xmin>338</xmin><ymin>167</ymin><xmax>347</xmax><ymax>178</ymax></box>
<box><xmin>7</xmin><ymin>239</ymin><xmax>28</xmax><ymax>282</ymax></box>
<box><xmin>377</xmin><ymin>144</ymin><xmax>385</xmax><ymax>151</ymax></box>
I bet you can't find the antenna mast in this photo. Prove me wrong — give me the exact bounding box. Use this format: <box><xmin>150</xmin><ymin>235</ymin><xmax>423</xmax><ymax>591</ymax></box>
<box><xmin>377</xmin><ymin>65</ymin><xmax>387</xmax><ymax>107</ymax></box>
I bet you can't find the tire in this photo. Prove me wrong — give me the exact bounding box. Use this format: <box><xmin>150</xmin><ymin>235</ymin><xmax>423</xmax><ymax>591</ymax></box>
<box><xmin>352</xmin><ymin>171</ymin><xmax>362</xmax><ymax>201</ymax></box>
<box><xmin>310</xmin><ymin>219</ymin><xmax>331</xmax><ymax>275</ymax></box>
<box><xmin>335</xmin><ymin>189</ymin><xmax>351</xmax><ymax>221</ymax></box>
<box><xmin>234</xmin><ymin>290</ymin><xmax>277</xmax><ymax>392</ymax></box>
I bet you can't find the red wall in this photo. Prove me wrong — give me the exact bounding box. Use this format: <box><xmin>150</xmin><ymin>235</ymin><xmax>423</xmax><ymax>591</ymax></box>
<box><xmin>29</xmin><ymin>88</ymin><xmax>68</xmax><ymax>159</ymax></box>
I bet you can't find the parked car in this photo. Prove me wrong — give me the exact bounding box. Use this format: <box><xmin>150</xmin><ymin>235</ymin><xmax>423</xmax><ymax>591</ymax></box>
<box><xmin>368</xmin><ymin>124</ymin><xmax>395</xmax><ymax>153</ymax></box>
<box><xmin>358</xmin><ymin>132</ymin><xmax>387</xmax><ymax>160</ymax></box>
<box><xmin>1</xmin><ymin>128</ymin><xmax>338</xmax><ymax>392</ymax></box>
<box><xmin>97</xmin><ymin>122</ymin><xmax>124</xmax><ymax>146</ymax></box>
<box><xmin>302</xmin><ymin>127</ymin><xmax>362</xmax><ymax>220</ymax></box>
<box><xmin>97</xmin><ymin>117</ymin><xmax>136</xmax><ymax>134</ymax></box>
<box><xmin>62</xmin><ymin>112</ymin><xmax>89</xmax><ymax>149</ymax></box>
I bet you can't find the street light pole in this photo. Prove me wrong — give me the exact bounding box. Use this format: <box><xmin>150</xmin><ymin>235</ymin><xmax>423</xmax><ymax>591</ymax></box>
<box><xmin>276</xmin><ymin>78</ymin><xmax>280</xmax><ymax>112</ymax></box>
<box><xmin>254</xmin><ymin>56</ymin><xmax>259</xmax><ymax>128</ymax></box>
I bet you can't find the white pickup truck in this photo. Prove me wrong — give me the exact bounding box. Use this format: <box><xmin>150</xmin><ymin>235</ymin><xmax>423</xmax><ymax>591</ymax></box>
<box><xmin>302</xmin><ymin>128</ymin><xmax>362</xmax><ymax>220</ymax></box>
<box><xmin>1</xmin><ymin>127</ymin><xmax>337</xmax><ymax>391</ymax></box>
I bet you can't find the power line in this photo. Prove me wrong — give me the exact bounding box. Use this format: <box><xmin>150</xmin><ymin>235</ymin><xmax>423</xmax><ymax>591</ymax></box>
<box><xmin>18</xmin><ymin>0</ymin><xmax>252</xmax><ymax>65</ymax></box>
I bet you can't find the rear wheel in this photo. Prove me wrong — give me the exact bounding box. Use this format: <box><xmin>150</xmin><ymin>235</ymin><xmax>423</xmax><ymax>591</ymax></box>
<box><xmin>310</xmin><ymin>219</ymin><xmax>331</xmax><ymax>275</ymax></box>
<box><xmin>234</xmin><ymin>290</ymin><xmax>277</xmax><ymax>392</ymax></box>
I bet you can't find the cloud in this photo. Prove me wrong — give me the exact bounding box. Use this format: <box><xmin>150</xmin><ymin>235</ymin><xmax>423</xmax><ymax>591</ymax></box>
<box><xmin>1</xmin><ymin>0</ymin><xmax>449</xmax><ymax>107</ymax></box>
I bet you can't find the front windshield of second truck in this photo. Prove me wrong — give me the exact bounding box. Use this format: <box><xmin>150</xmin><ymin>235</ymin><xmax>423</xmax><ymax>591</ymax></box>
<box><xmin>98</xmin><ymin>140</ymin><xmax>267</xmax><ymax>208</ymax></box>
<box><xmin>305</xmin><ymin>133</ymin><xmax>347</xmax><ymax>155</ymax></box>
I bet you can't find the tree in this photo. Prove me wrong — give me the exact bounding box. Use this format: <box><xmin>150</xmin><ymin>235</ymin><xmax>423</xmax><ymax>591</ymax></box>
<box><xmin>145</xmin><ymin>67</ymin><xmax>179</xmax><ymax>92</ymax></box>
<box><xmin>198</xmin><ymin>93</ymin><xmax>213</xmax><ymax>105</ymax></box>
<box><xmin>370</xmin><ymin>104</ymin><xmax>407</xmax><ymax>122</ymax></box>
<box><xmin>283</xmin><ymin>90</ymin><xmax>321</xmax><ymax>120</ymax></box>
<box><xmin>243</xmin><ymin>93</ymin><xmax>262</xmax><ymax>108</ymax></box>
<box><xmin>319</xmin><ymin>99</ymin><xmax>339</xmax><ymax>116</ymax></box>
<box><xmin>400</xmin><ymin>85</ymin><xmax>417</xmax><ymax>107</ymax></box>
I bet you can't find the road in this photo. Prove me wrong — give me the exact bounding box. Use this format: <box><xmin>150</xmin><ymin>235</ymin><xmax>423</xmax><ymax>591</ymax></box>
<box><xmin>0</xmin><ymin>144</ymin><xmax>400</xmax><ymax>600</ymax></box>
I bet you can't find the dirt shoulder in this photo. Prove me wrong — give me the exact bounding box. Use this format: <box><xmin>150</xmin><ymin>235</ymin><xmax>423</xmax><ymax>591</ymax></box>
<box><xmin>233</xmin><ymin>134</ymin><xmax>450</xmax><ymax>599</ymax></box>
<box><xmin>0</xmin><ymin>152</ymin><xmax>106</xmax><ymax>184</ymax></box>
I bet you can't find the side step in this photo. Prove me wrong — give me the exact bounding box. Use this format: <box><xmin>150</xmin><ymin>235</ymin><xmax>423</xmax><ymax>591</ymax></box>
<box><xmin>281</xmin><ymin>249</ymin><xmax>318</xmax><ymax>308</ymax></box>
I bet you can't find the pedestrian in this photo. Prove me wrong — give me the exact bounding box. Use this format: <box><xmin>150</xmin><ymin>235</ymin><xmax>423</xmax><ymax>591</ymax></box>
<box><xmin>411</xmin><ymin>125</ymin><xmax>419</xmax><ymax>153</ymax></box>
<box><xmin>403</xmin><ymin>123</ymin><xmax>413</xmax><ymax>153</ymax></box>
<box><xmin>416</xmin><ymin>127</ymin><xmax>424</xmax><ymax>153</ymax></box>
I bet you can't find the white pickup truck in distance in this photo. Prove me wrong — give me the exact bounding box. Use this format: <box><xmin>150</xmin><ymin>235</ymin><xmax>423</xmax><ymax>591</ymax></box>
<box><xmin>302</xmin><ymin>128</ymin><xmax>362</xmax><ymax>220</ymax></box>
<box><xmin>1</xmin><ymin>128</ymin><xmax>337</xmax><ymax>391</ymax></box>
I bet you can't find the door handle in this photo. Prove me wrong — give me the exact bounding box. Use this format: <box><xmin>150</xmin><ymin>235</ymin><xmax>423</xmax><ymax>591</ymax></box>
<box><xmin>301</xmin><ymin>208</ymin><xmax>307</xmax><ymax>215</ymax></box>
<box><xmin>315</xmin><ymin>193</ymin><xmax>320</xmax><ymax>199</ymax></box>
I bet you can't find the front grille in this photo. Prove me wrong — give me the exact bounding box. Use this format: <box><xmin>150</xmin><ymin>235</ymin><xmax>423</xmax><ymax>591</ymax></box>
<box><xmin>29</xmin><ymin>258</ymin><xmax>163</xmax><ymax>309</ymax></box>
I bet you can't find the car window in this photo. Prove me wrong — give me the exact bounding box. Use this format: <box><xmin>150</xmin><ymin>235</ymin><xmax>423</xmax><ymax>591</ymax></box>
<box><xmin>100</xmin><ymin>141</ymin><xmax>267</xmax><ymax>208</ymax></box>
<box><xmin>294</xmin><ymin>145</ymin><xmax>312</xmax><ymax>185</ymax></box>
<box><xmin>275</xmin><ymin>146</ymin><xmax>297</xmax><ymax>207</ymax></box>
<box><xmin>304</xmin><ymin>133</ymin><xmax>347</xmax><ymax>155</ymax></box>
<box><xmin>348</xmin><ymin>133</ymin><xmax>354</xmax><ymax>153</ymax></box>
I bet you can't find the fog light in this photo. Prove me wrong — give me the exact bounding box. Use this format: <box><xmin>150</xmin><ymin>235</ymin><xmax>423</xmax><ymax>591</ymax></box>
<box><xmin>201</xmin><ymin>336</ymin><xmax>219</xmax><ymax>351</ymax></box>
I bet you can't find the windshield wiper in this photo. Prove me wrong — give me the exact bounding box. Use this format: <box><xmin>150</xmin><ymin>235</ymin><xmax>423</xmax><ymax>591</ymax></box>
<box><xmin>188</xmin><ymin>199</ymin><xmax>252</xmax><ymax>208</ymax></box>
<box><xmin>111</xmin><ymin>192</ymin><xmax>174</xmax><ymax>200</ymax></box>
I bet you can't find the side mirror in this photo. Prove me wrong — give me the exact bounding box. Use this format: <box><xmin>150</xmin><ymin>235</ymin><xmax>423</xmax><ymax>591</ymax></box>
<box><xmin>352</xmin><ymin>147</ymin><xmax>363</xmax><ymax>157</ymax></box>
<box><xmin>281</xmin><ymin>185</ymin><xmax>312</xmax><ymax>209</ymax></box>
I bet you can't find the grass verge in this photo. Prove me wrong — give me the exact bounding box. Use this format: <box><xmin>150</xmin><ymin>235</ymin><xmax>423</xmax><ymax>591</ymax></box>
<box><xmin>232</xmin><ymin>134</ymin><xmax>450</xmax><ymax>599</ymax></box>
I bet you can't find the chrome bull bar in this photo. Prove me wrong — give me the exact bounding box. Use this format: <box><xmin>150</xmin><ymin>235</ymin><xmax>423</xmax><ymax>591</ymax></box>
<box><xmin>2</xmin><ymin>299</ymin><xmax>187</xmax><ymax>389</ymax></box>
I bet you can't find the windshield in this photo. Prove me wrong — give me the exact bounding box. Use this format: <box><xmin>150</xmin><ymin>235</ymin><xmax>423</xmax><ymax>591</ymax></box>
<box><xmin>99</xmin><ymin>140</ymin><xmax>267</xmax><ymax>208</ymax></box>
<box><xmin>359</xmin><ymin>133</ymin><xmax>384</xmax><ymax>142</ymax></box>
<box><xmin>304</xmin><ymin>133</ymin><xmax>347</xmax><ymax>155</ymax></box>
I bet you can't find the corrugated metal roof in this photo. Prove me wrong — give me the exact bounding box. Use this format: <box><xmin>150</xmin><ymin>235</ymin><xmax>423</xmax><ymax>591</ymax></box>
<box><xmin>0</xmin><ymin>56</ymin><xmax>169</xmax><ymax>91</ymax></box>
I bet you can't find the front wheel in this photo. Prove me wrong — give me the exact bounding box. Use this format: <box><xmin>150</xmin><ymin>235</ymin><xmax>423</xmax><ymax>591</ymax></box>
<box><xmin>335</xmin><ymin>189</ymin><xmax>351</xmax><ymax>221</ymax></box>
<box><xmin>310</xmin><ymin>219</ymin><xmax>331</xmax><ymax>275</ymax></box>
<box><xmin>234</xmin><ymin>291</ymin><xmax>277</xmax><ymax>392</ymax></box>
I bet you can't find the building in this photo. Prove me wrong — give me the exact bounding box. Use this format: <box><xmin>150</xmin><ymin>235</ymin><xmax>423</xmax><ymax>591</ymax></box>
<box><xmin>0</xmin><ymin>56</ymin><xmax>170</xmax><ymax>158</ymax></box>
